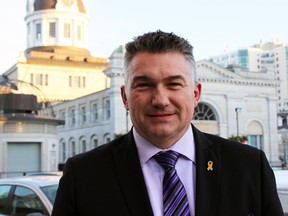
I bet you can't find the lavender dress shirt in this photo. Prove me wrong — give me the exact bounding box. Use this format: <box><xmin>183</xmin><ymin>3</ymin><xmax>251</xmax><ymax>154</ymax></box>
<box><xmin>134</xmin><ymin>125</ymin><xmax>196</xmax><ymax>216</ymax></box>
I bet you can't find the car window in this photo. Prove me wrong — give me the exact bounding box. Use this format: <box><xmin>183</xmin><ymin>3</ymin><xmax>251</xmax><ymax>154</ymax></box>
<box><xmin>10</xmin><ymin>186</ymin><xmax>47</xmax><ymax>216</ymax></box>
<box><xmin>0</xmin><ymin>185</ymin><xmax>12</xmax><ymax>215</ymax></box>
<box><xmin>40</xmin><ymin>185</ymin><xmax>58</xmax><ymax>205</ymax></box>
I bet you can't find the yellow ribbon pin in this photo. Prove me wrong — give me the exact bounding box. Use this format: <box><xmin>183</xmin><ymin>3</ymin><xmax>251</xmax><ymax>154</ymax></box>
<box><xmin>207</xmin><ymin>161</ymin><xmax>213</xmax><ymax>171</ymax></box>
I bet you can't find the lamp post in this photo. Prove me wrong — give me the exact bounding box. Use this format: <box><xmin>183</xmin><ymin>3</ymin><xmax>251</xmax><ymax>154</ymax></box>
<box><xmin>284</xmin><ymin>141</ymin><xmax>287</xmax><ymax>169</ymax></box>
<box><xmin>235</xmin><ymin>107</ymin><xmax>242</xmax><ymax>137</ymax></box>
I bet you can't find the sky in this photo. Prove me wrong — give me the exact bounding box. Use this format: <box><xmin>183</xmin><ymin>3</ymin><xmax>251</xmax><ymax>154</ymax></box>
<box><xmin>0</xmin><ymin>0</ymin><xmax>288</xmax><ymax>73</ymax></box>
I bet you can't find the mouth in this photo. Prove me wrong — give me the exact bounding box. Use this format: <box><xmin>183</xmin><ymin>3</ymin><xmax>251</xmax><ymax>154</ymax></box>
<box><xmin>147</xmin><ymin>113</ymin><xmax>175</xmax><ymax>121</ymax></box>
<box><xmin>148</xmin><ymin>113</ymin><xmax>173</xmax><ymax>117</ymax></box>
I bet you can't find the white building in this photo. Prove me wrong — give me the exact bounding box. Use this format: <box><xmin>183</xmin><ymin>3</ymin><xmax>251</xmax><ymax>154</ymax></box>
<box><xmin>53</xmin><ymin>46</ymin><xmax>131</xmax><ymax>164</ymax></box>
<box><xmin>53</xmin><ymin>49</ymin><xmax>281</xmax><ymax>166</ymax></box>
<box><xmin>0</xmin><ymin>93</ymin><xmax>64</xmax><ymax>178</ymax></box>
<box><xmin>0</xmin><ymin>0</ymin><xmax>108</xmax><ymax>177</ymax></box>
<box><xmin>209</xmin><ymin>42</ymin><xmax>288</xmax><ymax>111</ymax></box>
<box><xmin>0</xmin><ymin>0</ymin><xmax>282</xmax><ymax>175</ymax></box>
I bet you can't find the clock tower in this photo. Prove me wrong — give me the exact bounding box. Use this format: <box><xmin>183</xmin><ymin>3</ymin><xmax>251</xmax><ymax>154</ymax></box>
<box><xmin>3</xmin><ymin>0</ymin><xmax>109</xmax><ymax>102</ymax></box>
<box><xmin>25</xmin><ymin>0</ymin><xmax>88</xmax><ymax>50</ymax></box>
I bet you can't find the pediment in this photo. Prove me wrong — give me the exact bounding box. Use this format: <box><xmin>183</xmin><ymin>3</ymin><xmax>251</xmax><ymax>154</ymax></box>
<box><xmin>196</xmin><ymin>60</ymin><xmax>242</xmax><ymax>79</ymax></box>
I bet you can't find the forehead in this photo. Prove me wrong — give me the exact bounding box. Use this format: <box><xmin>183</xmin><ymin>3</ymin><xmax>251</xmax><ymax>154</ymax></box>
<box><xmin>128</xmin><ymin>52</ymin><xmax>192</xmax><ymax>80</ymax></box>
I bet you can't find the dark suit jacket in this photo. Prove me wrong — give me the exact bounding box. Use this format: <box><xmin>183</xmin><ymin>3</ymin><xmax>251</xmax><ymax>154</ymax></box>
<box><xmin>52</xmin><ymin>125</ymin><xmax>284</xmax><ymax>216</ymax></box>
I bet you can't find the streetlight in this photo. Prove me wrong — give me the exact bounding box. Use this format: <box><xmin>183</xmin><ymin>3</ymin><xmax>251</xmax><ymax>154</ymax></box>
<box><xmin>235</xmin><ymin>107</ymin><xmax>242</xmax><ymax>137</ymax></box>
<box><xmin>283</xmin><ymin>141</ymin><xmax>287</xmax><ymax>169</ymax></box>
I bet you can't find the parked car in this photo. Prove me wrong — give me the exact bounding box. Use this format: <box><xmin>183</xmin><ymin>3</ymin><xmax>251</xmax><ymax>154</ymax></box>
<box><xmin>0</xmin><ymin>175</ymin><xmax>60</xmax><ymax>216</ymax></box>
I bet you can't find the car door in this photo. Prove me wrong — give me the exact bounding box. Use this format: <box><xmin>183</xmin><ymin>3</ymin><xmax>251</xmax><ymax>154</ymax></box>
<box><xmin>0</xmin><ymin>184</ymin><xmax>50</xmax><ymax>216</ymax></box>
<box><xmin>9</xmin><ymin>185</ymin><xmax>49</xmax><ymax>216</ymax></box>
<box><xmin>0</xmin><ymin>185</ymin><xmax>12</xmax><ymax>215</ymax></box>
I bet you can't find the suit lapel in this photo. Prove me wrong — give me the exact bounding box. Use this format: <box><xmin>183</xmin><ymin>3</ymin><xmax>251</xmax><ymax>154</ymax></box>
<box><xmin>111</xmin><ymin>131</ymin><xmax>154</xmax><ymax>216</ymax></box>
<box><xmin>193</xmin><ymin>125</ymin><xmax>219</xmax><ymax>216</ymax></box>
<box><xmin>111</xmin><ymin>126</ymin><xmax>220</xmax><ymax>215</ymax></box>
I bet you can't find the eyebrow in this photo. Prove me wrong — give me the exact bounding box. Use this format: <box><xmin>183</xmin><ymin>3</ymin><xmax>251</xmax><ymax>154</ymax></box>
<box><xmin>163</xmin><ymin>75</ymin><xmax>187</xmax><ymax>83</ymax></box>
<box><xmin>132</xmin><ymin>75</ymin><xmax>187</xmax><ymax>83</ymax></box>
<box><xmin>131</xmin><ymin>75</ymin><xmax>153</xmax><ymax>83</ymax></box>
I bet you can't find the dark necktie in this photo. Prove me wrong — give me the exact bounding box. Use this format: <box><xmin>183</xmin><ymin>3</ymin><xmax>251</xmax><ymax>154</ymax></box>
<box><xmin>154</xmin><ymin>150</ymin><xmax>191</xmax><ymax>216</ymax></box>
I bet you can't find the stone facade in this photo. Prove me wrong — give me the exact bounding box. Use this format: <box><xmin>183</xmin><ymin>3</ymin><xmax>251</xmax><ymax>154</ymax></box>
<box><xmin>53</xmin><ymin>51</ymin><xmax>281</xmax><ymax>165</ymax></box>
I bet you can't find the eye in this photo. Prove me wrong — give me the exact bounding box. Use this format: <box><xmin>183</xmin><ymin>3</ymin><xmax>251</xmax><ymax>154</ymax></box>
<box><xmin>167</xmin><ymin>81</ymin><xmax>184</xmax><ymax>89</ymax></box>
<box><xmin>134</xmin><ymin>82</ymin><xmax>152</xmax><ymax>89</ymax></box>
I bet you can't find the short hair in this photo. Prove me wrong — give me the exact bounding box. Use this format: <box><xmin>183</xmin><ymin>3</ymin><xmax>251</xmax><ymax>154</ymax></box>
<box><xmin>124</xmin><ymin>30</ymin><xmax>196</xmax><ymax>84</ymax></box>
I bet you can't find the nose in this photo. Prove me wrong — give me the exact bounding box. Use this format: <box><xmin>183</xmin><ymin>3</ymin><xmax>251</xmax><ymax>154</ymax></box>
<box><xmin>151</xmin><ymin>85</ymin><xmax>169</xmax><ymax>108</ymax></box>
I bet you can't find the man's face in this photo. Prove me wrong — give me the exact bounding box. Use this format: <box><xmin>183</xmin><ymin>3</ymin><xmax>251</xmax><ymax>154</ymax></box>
<box><xmin>121</xmin><ymin>52</ymin><xmax>201</xmax><ymax>148</ymax></box>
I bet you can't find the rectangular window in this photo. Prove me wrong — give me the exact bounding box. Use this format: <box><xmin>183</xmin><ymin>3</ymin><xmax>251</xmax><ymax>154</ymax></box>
<box><xmin>36</xmin><ymin>23</ymin><xmax>41</xmax><ymax>39</ymax></box>
<box><xmin>35</xmin><ymin>74</ymin><xmax>43</xmax><ymax>85</ymax></box>
<box><xmin>61</xmin><ymin>142</ymin><xmax>66</xmax><ymax>162</ymax></box>
<box><xmin>64</xmin><ymin>23</ymin><xmax>71</xmax><ymax>38</ymax></box>
<box><xmin>49</xmin><ymin>22</ymin><xmax>56</xmax><ymax>37</ymax></box>
<box><xmin>248</xmin><ymin>135</ymin><xmax>263</xmax><ymax>150</ymax></box>
<box><xmin>60</xmin><ymin>110</ymin><xmax>65</xmax><ymax>127</ymax></box>
<box><xmin>45</xmin><ymin>74</ymin><xmax>48</xmax><ymax>86</ymax></box>
<box><xmin>92</xmin><ymin>103</ymin><xmax>98</xmax><ymax>121</ymax></box>
<box><xmin>70</xmin><ymin>109</ymin><xmax>76</xmax><ymax>126</ymax></box>
<box><xmin>82</xmin><ymin>77</ymin><xmax>86</xmax><ymax>88</ymax></box>
<box><xmin>105</xmin><ymin>99</ymin><xmax>111</xmax><ymax>120</ymax></box>
<box><xmin>30</xmin><ymin>73</ymin><xmax>34</xmax><ymax>84</ymax></box>
<box><xmin>81</xmin><ymin>106</ymin><xmax>86</xmax><ymax>124</ymax></box>
<box><xmin>77</xmin><ymin>25</ymin><xmax>82</xmax><ymax>40</ymax></box>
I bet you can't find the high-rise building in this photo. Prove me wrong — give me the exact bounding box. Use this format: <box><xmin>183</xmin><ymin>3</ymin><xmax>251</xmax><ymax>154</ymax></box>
<box><xmin>209</xmin><ymin>41</ymin><xmax>288</xmax><ymax>111</ymax></box>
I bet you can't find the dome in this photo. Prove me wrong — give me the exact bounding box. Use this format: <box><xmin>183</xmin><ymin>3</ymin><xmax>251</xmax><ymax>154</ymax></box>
<box><xmin>32</xmin><ymin>0</ymin><xmax>86</xmax><ymax>13</ymax></box>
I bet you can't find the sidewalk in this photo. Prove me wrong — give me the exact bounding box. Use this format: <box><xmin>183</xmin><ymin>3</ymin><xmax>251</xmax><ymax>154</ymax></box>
<box><xmin>278</xmin><ymin>190</ymin><xmax>288</xmax><ymax>214</ymax></box>
<box><xmin>274</xmin><ymin>169</ymin><xmax>288</xmax><ymax>214</ymax></box>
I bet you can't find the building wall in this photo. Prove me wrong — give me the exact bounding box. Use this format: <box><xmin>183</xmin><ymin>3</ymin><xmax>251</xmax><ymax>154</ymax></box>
<box><xmin>53</xmin><ymin>58</ymin><xmax>281</xmax><ymax>165</ymax></box>
<box><xmin>196</xmin><ymin>60</ymin><xmax>279</xmax><ymax>164</ymax></box>
<box><xmin>0</xmin><ymin>121</ymin><xmax>60</xmax><ymax>177</ymax></box>
<box><xmin>209</xmin><ymin>42</ymin><xmax>288</xmax><ymax>111</ymax></box>
<box><xmin>12</xmin><ymin>60</ymin><xmax>109</xmax><ymax>101</ymax></box>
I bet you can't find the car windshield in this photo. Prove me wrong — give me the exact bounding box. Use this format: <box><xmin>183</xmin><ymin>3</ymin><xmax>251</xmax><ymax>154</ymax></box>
<box><xmin>40</xmin><ymin>184</ymin><xmax>58</xmax><ymax>205</ymax></box>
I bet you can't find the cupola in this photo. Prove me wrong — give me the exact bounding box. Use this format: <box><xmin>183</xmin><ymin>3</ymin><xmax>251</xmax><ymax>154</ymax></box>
<box><xmin>25</xmin><ymin>0</ymin><xmax>89</xmax><ymax>52</ymax></box>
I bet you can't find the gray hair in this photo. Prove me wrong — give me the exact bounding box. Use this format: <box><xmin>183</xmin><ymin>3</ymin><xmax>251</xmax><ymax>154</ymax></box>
<box><xmin>124</xmin><ymin>30</ymin><xmax>197</xmax><ymax>85</ymax></box>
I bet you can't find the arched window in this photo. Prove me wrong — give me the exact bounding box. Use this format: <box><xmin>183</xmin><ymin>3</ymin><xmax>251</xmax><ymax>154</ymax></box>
<box><xmin>246</xmin><ymin>121</ymin><xmax>264</xmax><ymax>150</ymax></box>
<box><xmin>103</xmin><ymin>133</ymin><xmax>111</xmax><ymax>144</ymax></box>
<box><xmin>193</xmin><ymin>103</ymin><xmax>216</xmax><ymax>120</ymax></box>
<box><xmin>71</xmin><ymin>140</ymin><xmax>76</xmax><ymax>156</ymax></box>
<box><xmin>79</xmin><ymin>136</ymin><xmax>87</xmax><ymax>153</ymax></box>
<box><xmin>91</xmin><ymin>135</ymin><xmax>98</xmax><ymax>149</ymax></box>
<box><xmin>69</xmin><ymin>137</ymin><xmax>76</xmax><ymax>157</ymax></box>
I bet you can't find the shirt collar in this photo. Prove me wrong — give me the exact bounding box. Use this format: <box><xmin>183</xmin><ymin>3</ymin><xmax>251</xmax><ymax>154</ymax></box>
<box><xmin>134</xmin><ymin>125</ymin><xmax>195</xmax><ymax>165</ymax></box>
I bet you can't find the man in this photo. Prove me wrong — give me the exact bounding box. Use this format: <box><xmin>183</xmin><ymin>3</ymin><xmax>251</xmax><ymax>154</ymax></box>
<box><xmin>52</xmin><ymin>30</ymin><xmax>283</xmax><ymax>216</ymax></box>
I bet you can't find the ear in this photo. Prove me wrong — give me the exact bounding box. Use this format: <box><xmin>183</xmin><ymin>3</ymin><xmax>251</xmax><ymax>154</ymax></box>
<box><xmin>121</xmin><ymin>85</ymin><xmax>129</xmax><ymax>110</ymax></box>
<box><xmin>193</xmin><ymin>82</ymin><xmax>202</xmax><ymax>107</ymax></box>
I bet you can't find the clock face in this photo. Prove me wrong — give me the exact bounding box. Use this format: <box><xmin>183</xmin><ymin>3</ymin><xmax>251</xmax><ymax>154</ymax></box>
<box><xmin>62</xmin><ymin>0</ymin><xmax>74</xmax><ymax>7</ymax></box>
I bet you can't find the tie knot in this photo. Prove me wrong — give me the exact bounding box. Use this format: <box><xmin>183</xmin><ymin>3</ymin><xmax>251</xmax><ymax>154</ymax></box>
<box><xmin>154</xmin><ymin>150</ymin><xmax>180</xmax><ymax>169</ymax></box>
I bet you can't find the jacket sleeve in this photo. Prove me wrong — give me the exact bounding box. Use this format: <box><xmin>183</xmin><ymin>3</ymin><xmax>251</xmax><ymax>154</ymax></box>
<box><xmin>260</xmin><ymin>151</ymin><xmax>284</xmax><ymax>215</ymax></box>
<box><xmin>51</xmin><ymin>158</ymin><xmax>77</xmax><ymax>216</ymax></box>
